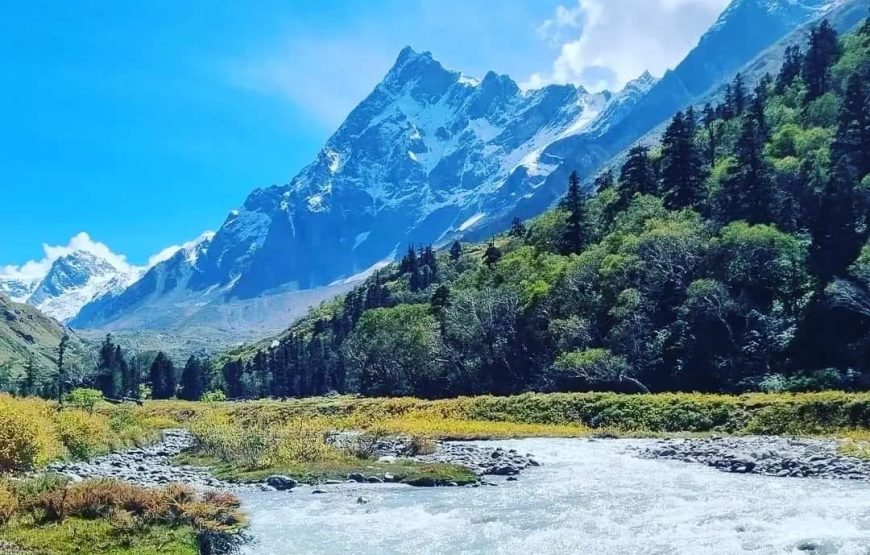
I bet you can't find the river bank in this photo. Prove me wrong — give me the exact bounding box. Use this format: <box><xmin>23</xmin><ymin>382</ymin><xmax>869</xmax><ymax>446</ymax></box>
<box><xmin>41</xmin><ymin>427</ymin><xmax>870</xmax><ymax>491</ymax></box>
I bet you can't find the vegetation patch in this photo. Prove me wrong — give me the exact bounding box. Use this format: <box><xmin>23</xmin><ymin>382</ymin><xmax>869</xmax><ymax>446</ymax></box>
<box><xmin>0</xmin><ymin>394</ymin><xmax>167</xmax><ymax>473</ymax></box>
<box><xmin>0</xmin><ymin>477</ymin><xmax>246</xmax><ymax>555</ymax></box>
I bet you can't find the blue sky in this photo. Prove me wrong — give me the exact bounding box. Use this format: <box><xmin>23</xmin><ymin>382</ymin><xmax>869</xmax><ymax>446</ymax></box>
<box><xmin>0</xmin><ymin>0</ymin><xmax>728</xmax><ymax>271</ymax></box>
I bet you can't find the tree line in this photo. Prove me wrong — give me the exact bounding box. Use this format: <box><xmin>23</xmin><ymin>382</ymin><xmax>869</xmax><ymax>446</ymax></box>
<box><xmin>5</xmin><ymin>333</ymin><xmax>217</xmax><ymax>402</ymax></box>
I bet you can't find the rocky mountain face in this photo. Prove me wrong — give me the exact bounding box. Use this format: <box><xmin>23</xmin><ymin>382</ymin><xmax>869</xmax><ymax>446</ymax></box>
<box><xmin>72</xmin><ymin>0</ymin><xmax>846</xmax><ymax>336</ymax></box>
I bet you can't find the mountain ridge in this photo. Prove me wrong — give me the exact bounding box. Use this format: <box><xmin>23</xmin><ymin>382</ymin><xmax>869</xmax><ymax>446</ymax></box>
<box><xmin>69</xmin><ymin>0</ymin><xmax>852</xmax><ymax>343</ymax></box>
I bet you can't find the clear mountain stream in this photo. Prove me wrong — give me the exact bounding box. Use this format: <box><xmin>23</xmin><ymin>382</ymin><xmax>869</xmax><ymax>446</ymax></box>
<box><xmin>238</xmin><ymin>438</ymin><xmax>870</xmax><ymax>554</ymax></box>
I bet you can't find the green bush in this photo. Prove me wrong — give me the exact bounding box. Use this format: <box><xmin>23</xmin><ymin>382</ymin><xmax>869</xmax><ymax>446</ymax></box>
<box><xmin>64</xmin><ymin>388</ymin><xmax>104</xmax><ymax>413</ymax></box>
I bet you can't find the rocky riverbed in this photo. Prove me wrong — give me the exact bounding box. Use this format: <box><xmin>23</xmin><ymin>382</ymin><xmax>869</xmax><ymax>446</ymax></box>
<box><xmin>355</xmin><ymin>434</ymin><xmax>540</xmax><ymax>477</ymax></box>
<box><xmin>44</xmin><ymin>429</ymin><xmax>230</xmax><ymax>488</ymax></box>
<box><xmin>42</xmin><ymin>429</ymin><xmax>540</xmax><ymax>490</ymax></box>
<box><xmin>635</xmin><ymin>435</ymin><xmax>870</xmax><ymax>480</ymax></box>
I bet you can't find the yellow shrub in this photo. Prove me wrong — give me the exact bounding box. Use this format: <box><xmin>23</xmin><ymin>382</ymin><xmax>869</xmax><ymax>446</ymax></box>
<box><xmin>0</xmin><ymin>395</ymin><xmax>64</xmax><ymax>471</ymax></box>
<box><xmin>0</xmin><ymin>482</ymin><xmax>18</xmax><ymax>526</ymax></box>
<box><xmin>189</xmin><ymin>411</ymin><xmax>341</xmax><ymax>468</ymax></box>
<box><xmin>55</xmin><ymin>409</ymin><xmax>114</xmax><ymax>459</ymax></box>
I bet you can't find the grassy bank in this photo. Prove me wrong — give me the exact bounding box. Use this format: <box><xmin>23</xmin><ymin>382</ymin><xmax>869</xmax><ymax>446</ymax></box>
<box><xmin>129</xmin><ymin>391</ymin><xmax>870</xmax><ymax>437</ymax></box>
<box><xmin>0</xmin><ymin>476</ymin><xmax>246</xmax><ymax>555</ymax></box>
<box><xmin>121</xmin><ymin>391</ymin><xmax>870</xmax><ymax>482</ymax></box>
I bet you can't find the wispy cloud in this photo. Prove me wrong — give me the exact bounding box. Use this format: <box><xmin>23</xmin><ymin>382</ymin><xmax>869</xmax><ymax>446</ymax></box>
<box><xmin>223</xmin><ymin>37</ymin><xmax>394</xmax><ymax>128</ymax></box>
<box><xmin>523</xmin><ymin>0</ymin><xmax>730</xmax><ymax>92</ymax></box>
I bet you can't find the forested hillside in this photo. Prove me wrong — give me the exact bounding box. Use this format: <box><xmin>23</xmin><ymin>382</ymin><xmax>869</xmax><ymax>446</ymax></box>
<box><xmin>211</xmin><ymin>19</ymin><xmax>868</xmax><ymax>399</ymax></box>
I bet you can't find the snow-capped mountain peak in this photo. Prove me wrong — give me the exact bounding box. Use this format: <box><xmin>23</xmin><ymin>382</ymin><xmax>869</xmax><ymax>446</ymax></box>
<box><xmin>26</xmin><ymin>249</ymin><xmax>142</xmax><ymax>322</ymax></box>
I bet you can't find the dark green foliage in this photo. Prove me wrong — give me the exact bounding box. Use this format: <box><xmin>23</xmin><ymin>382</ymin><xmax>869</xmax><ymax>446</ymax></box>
<box><xmin>559</xmin><ymin>171</ymin><xmax>592</xmax><ymax>254</ymax></box>
<box><xmin>399</xmin><ymin>244</ymin><xmax>439</xmax><ymax>291</ymax></box>
<box><xmin>430</xmin><ymin>284</ymin><xmax>451</xmax><ymax>317</ymax></box>
<box><xmin>809</xmin><ymin>69</ymin><xmax>869</xmax><ymax>280</ymax></box>
<box><xmin>715</xmin><ymin>113</ymin><xmax>776</xmax><ymax>224</ymax></box>
<box><xmin>148</xmin><ymin>352</ymin><xmax>176</xmax><ymax>400</ymax></box>
<box><xmin>730</xmin><ymin>73</ymin><xmax>747</xmax><ymax>116</ymax></box>
<box><xmin>593</xmin><ymin>169</ymin><xmax>614</xmax><ymax>191</ymax></box>
<box><xmin>803</xmin><ymin>19</ymin><xmax>842</xmax><ymax>101</ymax></box>
<box><xmin>94</xmin><ymin>335</ymin><xmax>126</xmax><ymax>399</ymax></box>
<box><xmin>449</xmin><ymin>240</ymin><xmax>463</xmax><ymax>261</ymax></box>
<box><xmin>19</xmin><ymin>357</ymin><xmax>41</xmax><ymax>397</ymax></box>
<box><xmin>179</xmin><ymin>356</ymin><xmax>209</xmax><ymax>401</ymax></box>
<box><xmin>219</xmin><ymin>22</ymin><xmax>870</xmax><ymax>400</ymax></box>
<box><xmin>55</xmin><ymin>333</ymin><xmax>69</xmax><ymax>402</ymax></box>
<box><xmin>616</xmin><ymin>146</ymin><xmax>658</xmax><ymax>210</ymax></box>
<box><xmin>660</xmin><ymin>110</ymin><xmax>705</xmax><ymax>210</ymax></box>
<box><xmin>483</xmin><ymin>241</ymin><xmax>502</xmax><ymax>267</ymax></box>
<box><xmin>776</xmin><ymin>44</ymin><xmax>803</xmax><ymax>93</ymax></box>
<box><xmin>508</xmin><ymin>217</ymin><xmax>527</xmax><ymax>238</ymax></box>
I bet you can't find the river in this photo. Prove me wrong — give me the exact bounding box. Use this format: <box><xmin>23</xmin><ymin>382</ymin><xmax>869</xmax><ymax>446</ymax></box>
<box><xmin>238</xmin><ymin>438</ymin><xmax>870</xmax><ymax>554</ymax></box>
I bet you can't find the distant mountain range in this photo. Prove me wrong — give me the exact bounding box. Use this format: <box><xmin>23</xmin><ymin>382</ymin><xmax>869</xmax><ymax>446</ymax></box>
<box><xmin>4</xmin><ymin>0</ymin><xmax>864</xmax><ymax>355</ymax></box>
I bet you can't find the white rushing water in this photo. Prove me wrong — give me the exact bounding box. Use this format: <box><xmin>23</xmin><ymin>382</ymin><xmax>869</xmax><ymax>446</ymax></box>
<box><xmin>239</xmin><ymin>438</ymin><xmax>870</xmax><ymax>554</ymax></box>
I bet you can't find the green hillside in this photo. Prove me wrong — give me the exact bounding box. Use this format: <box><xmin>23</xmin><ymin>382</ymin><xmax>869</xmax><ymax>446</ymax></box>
<box><xmin>0</xmin><ymin>294</ymin><xmax>89</xmax><ymax>393</ymax></box>
<box><xmin>212</xmin><ymin>18</ymin><xmax>868</xmax><ymax>399</ymax></box>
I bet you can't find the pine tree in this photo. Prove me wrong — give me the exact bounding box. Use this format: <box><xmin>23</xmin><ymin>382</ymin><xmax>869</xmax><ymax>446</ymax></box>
<box><xmin>128</xmin><ymin>355</ymin><xmax>142</xmax><ymax>399</ymax></box>
<box><xmin>420</xmin><ymin>245</ymin><xmax>439</xmax><ymax>286</ymax></box>
<box><xmin>95</xmin><ymin>334</ymin><xmax>124</xmax><ymax>398</ymax></box>
<box><xmin>721</xmin><ymin>84</ymin><xmax>734</xmax><ymax>120</ymax></box>
<box><xmin>55</xmin><ymin>333</ymin><xmax>69</xmax><ymax>402</ymax></box>
<box><xmin>731</xmin><ymin>73</ymin><xmax>746</xmax><ymax>116</ymax></box>
<box><xmin>508</xmin><ymin>217</ymin><xmax>527</xmax><ymax>238</ymax></box>
<box><xmin>430</xmin><ymin>284</ymin><xmax>451</xmax><ymax>317</ymax></box>
<box><xmin>593</xmin><ymin>169</ymin><xmax>614</xmax><ymax>191</ymax></box>
<box><xmin>364</xmin><ymin>272</ymin><xmax>390</xmax><ymax>309</ymax></box>
<box><xmin>178</xmin><ymin>356</ymin><xmax>205</xmax><ymax>401</ymax></box>
<box><xmin>399</xmin><ymin>245</ymin><xmax>418</xmax><ymax>275</ymax></box>
<box><xmin>449</xmin><ymin>240</ymin><xmax>463</xmax><ymax>261</ymax></box>
<box><xmin>802</xmin><ymin>19</ymin><xmax>841</xmax><ymax>102</ymax></box>
<box><xmin>702</xmin><ymin>103</ymin><xmax>720</xmax><ymax>166</ymax></box>
<box><xmin>616</xmin><ymin>146</ymin><xmax>657</xmax><ymax>211</ymax></box>
<box><xmin>717</xmin><ymin>114</ymin><xmax>775</xmax><ymax>224</ymax></box>
<box><xmin>148</xmin><ymin>352</ymin><xmax>176</xmax><ymax>400</ymax></box>
<box><xmin>660</xmin><ymin>110</ymin><xmax>704</xmax><ymax>210</ymax></box>
<box><xmin>483</xmin><ymin>241</ymin><xmax>502</xmax><ymax>267</ymax></box>
<box><xmin>21</xmin><ymin>357</ymin><xmax>38</xmax><ymax>397</ymax></box>
<box><xmin>831</xmin><ymin>72</ymin><xmax>869</xmax><ymax>180</ymax></box>
<box><xmin>750</xmin><ymin>75</ymin><xmax>771</xmax><ymax>141</ymax></box>
<box><xmin>775</xmin><ymin>45</ymin><xmax>803</xmax><ymax>93</ymax></box>
<box><xmin>560</xmin><ymin>171</ymin><xmax>591</xmax><ymax>254</ymax></box>
<box><xmin>810</xmin><ymin>71</ymin><xmax>870</xmax><ymax>280</ymax></box>
<box><xmin>115</xmin><ymin>346</ymin><xmax>131</xmax><ymax>397</ymax></box>
<box><xmin>223</xmin><ymin>359</ymin><xmax>245</xmax><ymax>399</ymax></box>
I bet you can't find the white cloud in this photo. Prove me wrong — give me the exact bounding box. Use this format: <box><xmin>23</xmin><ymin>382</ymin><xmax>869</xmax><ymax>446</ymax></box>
<box><xmin>523</xmin><ymin>0</ymin><xmax>730</xmax><ymax>92</ymax></box>
<box><xmin>146</xmin><ymin>231</ymin><xmax>215</xmax><ymax>268</ymax></box>
<box><xmin>0</xmin><ymin>232</ymin><xmax>137</xmax><ymax>282</ymax></box>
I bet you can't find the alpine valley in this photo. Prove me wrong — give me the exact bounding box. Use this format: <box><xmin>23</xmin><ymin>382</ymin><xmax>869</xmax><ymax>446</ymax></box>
<box><xmin>5</xmin><ymin>0</ymin><xmax>867</xmax><ymax>356</ymax></box>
